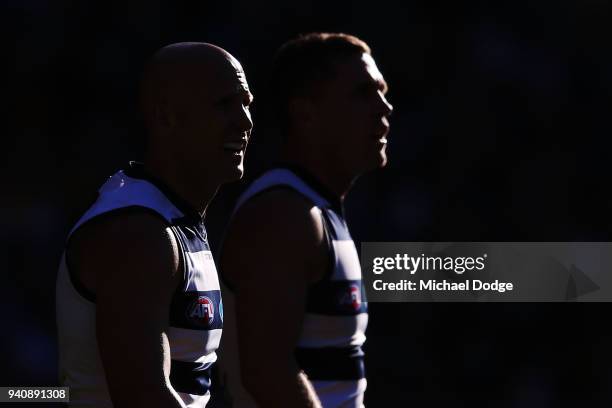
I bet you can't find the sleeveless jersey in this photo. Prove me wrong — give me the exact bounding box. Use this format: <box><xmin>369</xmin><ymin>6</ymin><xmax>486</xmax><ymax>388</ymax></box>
<box><xmin>56</xmin><ymin>162</ymin><xmax>223</xmax><ymax>407</ymax></box>
<box><xmin>226</xmin><ymin>166</ymin><xmax>368</xmax><ymax>408</ymax></box>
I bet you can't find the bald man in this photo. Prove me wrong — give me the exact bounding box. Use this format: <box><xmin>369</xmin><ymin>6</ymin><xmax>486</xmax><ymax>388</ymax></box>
<box><xmin>56</xmin><ymin>42</ymin><xmax>253</xmax><ymax>408</ymax></box>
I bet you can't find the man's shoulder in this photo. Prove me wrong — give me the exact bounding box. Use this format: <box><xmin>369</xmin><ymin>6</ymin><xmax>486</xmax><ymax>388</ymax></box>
<box><xmin>70</xmin><ymin>207</ymin><xmax>171</xmax><ymax>252</ymax></box>
<box><xmin>222</xmin><ymin>187</ymin><xmax>329</xmax><ymax>284</ymax></box>
<box><xmin>249</xmin><ymin>185</ymin><xmax>313</xmax><ymax>208</ymax></box>
<box><xmin>67</xmin><ymin>207</ymin><xmax>181</xmax><ymax>293</ymax></box>
<box><xmin>232</xmin><ymin>187</ymin><xmax>324</xmax><ymax>242</ymax></box>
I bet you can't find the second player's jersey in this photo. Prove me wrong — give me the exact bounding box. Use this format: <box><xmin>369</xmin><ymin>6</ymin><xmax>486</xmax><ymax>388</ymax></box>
<box><xmin>56</xmin><ymin>162</ymin><xmax>223</xmax><ymax>407</ymax></box>
<box><xmin>227</xmin><ymin>166</ymin><xmax>368</xmax><ymax>408</ymax></box>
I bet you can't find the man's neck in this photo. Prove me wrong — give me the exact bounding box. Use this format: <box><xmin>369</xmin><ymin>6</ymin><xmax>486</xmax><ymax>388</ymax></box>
<box><xmin>280</xmin><ymin>150</ymin><xmax>355</xmax><ymax>202</ymax></box>
<box><xmin>143</xmin><ymin>157</ymin><xmax>219</xmax><ymax>218</ymax></box>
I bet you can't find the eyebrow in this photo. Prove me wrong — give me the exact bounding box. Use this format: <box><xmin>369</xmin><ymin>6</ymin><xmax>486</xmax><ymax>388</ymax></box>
<box><xmin>217</xmin><ymin>88</ymin><xmax>254</xmax><ymax>105</ymax></box>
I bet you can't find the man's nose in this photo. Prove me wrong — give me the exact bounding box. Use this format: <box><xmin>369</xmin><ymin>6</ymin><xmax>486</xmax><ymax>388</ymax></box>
<box><xmin>378</xmin><ymin>92</ymin><xmax>393</xmax><ymax>117</ymax></box>
<box><xmin>239</xmin><ymin>104</ymin><xmax>253</xmax><ymax>133</ymax></box>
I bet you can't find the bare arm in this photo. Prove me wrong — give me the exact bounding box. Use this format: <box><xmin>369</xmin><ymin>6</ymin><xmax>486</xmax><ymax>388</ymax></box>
<box><xmin>68</xmin><ymin>212</ymin><xmax>186</xmax><ymax>408</ymax></box>
<box><xmin>221</xmin><ymin>190</ymin><xmax>328</xmax><ymax>408</ymax></box>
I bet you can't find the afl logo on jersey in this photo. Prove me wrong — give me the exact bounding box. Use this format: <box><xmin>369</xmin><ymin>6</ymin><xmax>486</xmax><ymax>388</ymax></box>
<box><xmin>340</xmin><ymin>283</ymin><xmax>362</xmax><ymax>311</ymax></box>
<box><xmin>187</xmin><ymin>296</ymin><xmax>215</xmax><ymax>326</ymax></box>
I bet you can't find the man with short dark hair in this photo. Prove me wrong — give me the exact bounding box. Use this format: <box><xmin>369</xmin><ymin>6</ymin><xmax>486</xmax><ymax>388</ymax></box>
<box><xmin>56</xmin><ymin>42</ymin><xmax>253</xmax><ymax>408</ymax></box>
<box><xmin>220</xmin><ymin>33</ymin><xmax>393</xmax><ymax>408</ymax></box>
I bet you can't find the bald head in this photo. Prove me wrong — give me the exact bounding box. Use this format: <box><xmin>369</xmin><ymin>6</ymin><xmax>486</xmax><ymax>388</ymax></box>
<box><xmin>139</xmin><ymin>42</ymin><xmax>254</xmax><ymax>185</ymax></box>
<box><xmin>140</xmin><ymin>42</ymin><xmax>245</xmax><ymax>134</ymax></box>
<box><xmin>151</xmin><ymin>42</ymin><xmax>233</xmax><ymax>64</ymax></box>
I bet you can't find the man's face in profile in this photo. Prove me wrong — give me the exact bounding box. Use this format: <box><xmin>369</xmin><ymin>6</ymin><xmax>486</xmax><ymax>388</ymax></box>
<box><xmin>174</xmin><ymin>58</ymin><xmax>254</xmax><ymax>183</ymax></box>
<box><xmin>313</xmin><ymin>53</ymin><xmax>393</xmax><ymax>176</ymax></box>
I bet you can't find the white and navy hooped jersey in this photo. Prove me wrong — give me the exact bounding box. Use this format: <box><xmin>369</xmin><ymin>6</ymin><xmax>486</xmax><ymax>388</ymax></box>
<box><xmin>56</xmin><ymin>162</ymin><xmax>223</xmax><ymax>407</ymax></box>
<box><xmin>231</xmin><ymin>166</ymin><xmax>368</xmax><ymax>408</ymax></box>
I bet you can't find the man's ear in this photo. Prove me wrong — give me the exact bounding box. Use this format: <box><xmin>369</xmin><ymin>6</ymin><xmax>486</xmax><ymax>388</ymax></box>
<box><xmin>288</xmin><ymin>97</ymin><xmax>316</xmax><ymax>128</ymax></box>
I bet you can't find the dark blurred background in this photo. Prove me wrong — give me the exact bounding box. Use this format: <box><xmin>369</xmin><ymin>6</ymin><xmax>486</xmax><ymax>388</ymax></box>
<box><xmin>2</xmin><ymin>0</ymin><xmax>612</xmax><ymax>406</ymax></box>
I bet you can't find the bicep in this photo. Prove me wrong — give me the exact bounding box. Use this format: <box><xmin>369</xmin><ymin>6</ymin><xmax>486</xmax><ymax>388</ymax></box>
<box><xmin>234</xmin><ymin>240</ymin><xmax>311</xmax><ymax>368</ymax></box>
<box><xmin>78</xmin><ymin>216</ymin><xmax>181</xmax><ymax>403</ymax></box>
<box><xmin>96</xmin><ymin>282</ymin><xmax>173</xmax><ymax>389</ymax></box>
<box><xmin>221</xmin><ymin>194</ymin><xmax>326</xmax><ymax>375</ymax></box>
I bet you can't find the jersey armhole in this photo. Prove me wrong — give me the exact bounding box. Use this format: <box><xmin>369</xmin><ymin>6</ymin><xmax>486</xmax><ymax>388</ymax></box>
<box><xmin>65</xmin><ymin>205</ymin><xmax>172</xmax><ymax>304</ymax></box>
<box><xmin>312</xmin><ymin>209</ymin><xmax>336</xmax><ymax>284</ymax></box>
<box><xmin>168</xmin><ymin>225</ymin><xmax>188</xmax><ymax>293</ymax></box>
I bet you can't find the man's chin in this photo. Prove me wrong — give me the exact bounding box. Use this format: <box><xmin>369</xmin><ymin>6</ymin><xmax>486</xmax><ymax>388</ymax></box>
<box><xmin>368</xmin><ymin>152</ymin><xmax>388</xmax><ymax>170</ymax></box>
<box><xmin>378</xmin><ymin>154</ymin><xmax>388</xmax><ymax>168</ymax></box>
<box><xmin>224</xmin><ymin>165</ymin><xmax>245</xmax><ymax>182</ymax></box>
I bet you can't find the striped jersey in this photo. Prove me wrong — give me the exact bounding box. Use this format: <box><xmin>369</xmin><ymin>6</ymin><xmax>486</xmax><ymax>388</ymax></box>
<box><xmin>56</xmin><ymin>162</ymin><xmax>223</xmax><ymax>407</ymax></box>
<box><xmin>227</xmin><ymin>166</ymin><xmax>368</xmax><ymax>408</ymax></box>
